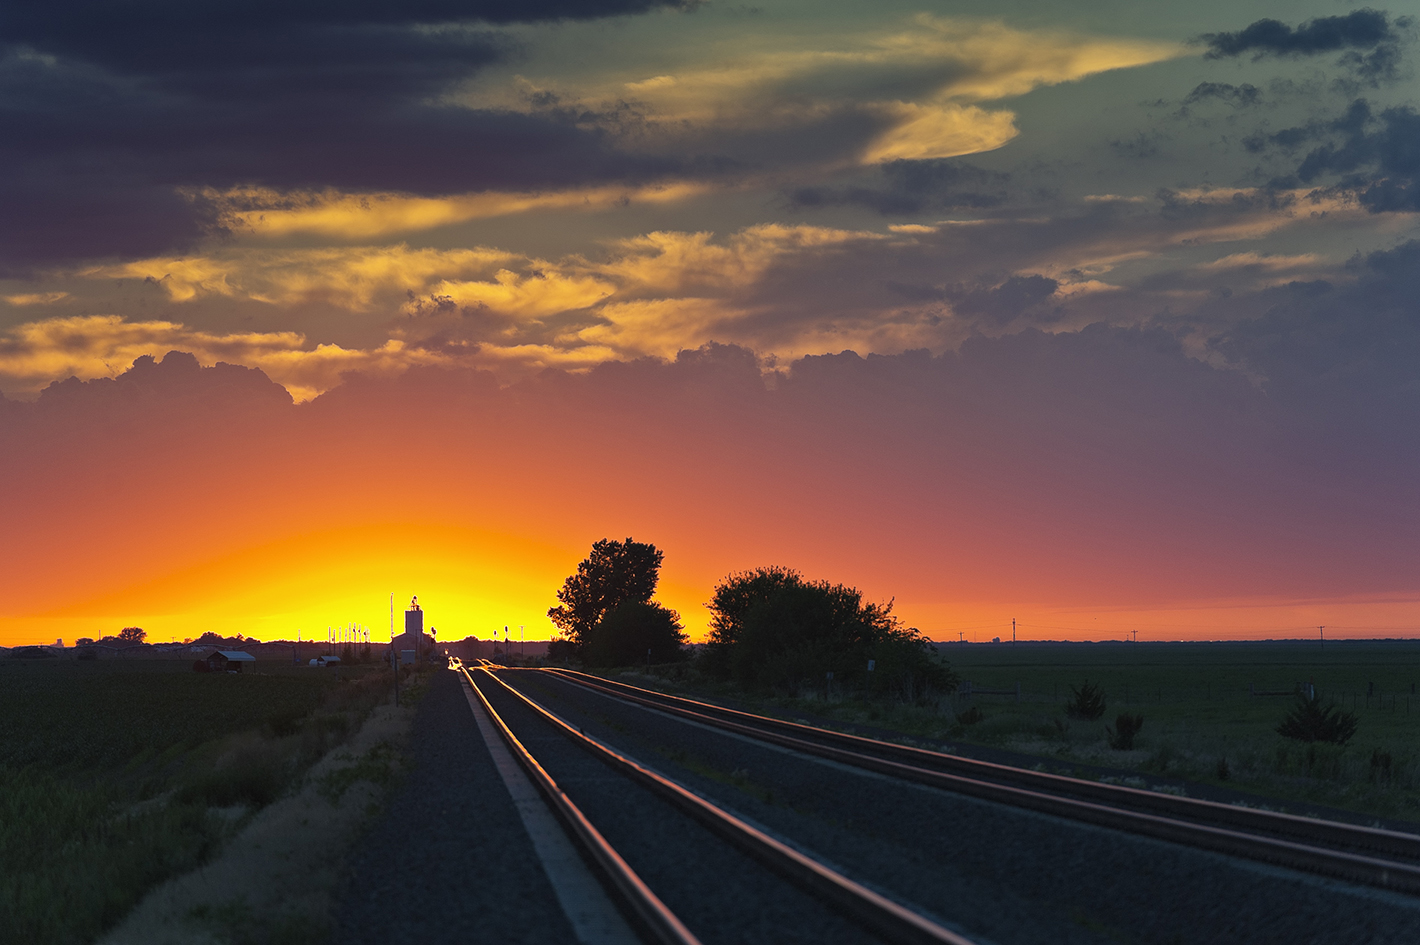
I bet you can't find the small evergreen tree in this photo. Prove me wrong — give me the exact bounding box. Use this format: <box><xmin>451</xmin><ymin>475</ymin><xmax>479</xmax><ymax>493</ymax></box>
<box><xmin>1276</xmin><ymin>694</ymin><xmax>1358</xmax><ymax>745</ymax></box>
<box><xmin>1066</xmin><ymin>680</ymin><xmax>1107</xmax><ymax>720</ymax></box>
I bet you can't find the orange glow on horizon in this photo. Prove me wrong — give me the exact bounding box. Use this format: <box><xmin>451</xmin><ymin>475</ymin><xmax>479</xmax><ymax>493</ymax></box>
<box><xmin>4</xmin><ymin>520</ymin><xmax>1417</xmax><ymax>648</ymax></box>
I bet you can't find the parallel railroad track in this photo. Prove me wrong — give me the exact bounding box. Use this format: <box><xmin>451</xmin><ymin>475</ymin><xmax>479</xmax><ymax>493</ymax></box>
<box><xmin>459</xmin><ymin>663</ymin><xmax>980</xmax><ymax>945</ymax></box>
<box><xmin>537</xmin><ymin>667</ymin><xmax>1420</xmax><ymax>895</ymax></box>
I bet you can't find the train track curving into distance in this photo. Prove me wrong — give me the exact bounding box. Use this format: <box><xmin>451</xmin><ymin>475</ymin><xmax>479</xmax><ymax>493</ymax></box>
<box><xmin>535</xmin><ymin>667</ymin><xmax>1420</xmax><ymax>895</ymax></box>
<box><xmin>459</xmin><ymin>661</ymin><xmax>979</xmax><ymax>945</ymax></box>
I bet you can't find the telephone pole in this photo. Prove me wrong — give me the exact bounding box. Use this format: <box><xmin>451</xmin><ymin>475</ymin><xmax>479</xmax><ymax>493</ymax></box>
<box><xmin>1012</xmin><ymin>618</ymin><xmax>1016</xmax><ymax>645</ymax></box>
<box><xmin>1319</xmin><ymin>625</ymin><xmax>1325</xmax><ymax>649</ymax></box>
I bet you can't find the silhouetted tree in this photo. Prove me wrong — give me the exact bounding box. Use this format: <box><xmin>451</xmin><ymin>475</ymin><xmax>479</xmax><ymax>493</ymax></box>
<box><xmin>583</xmin><ymin>602</ymin><xmax>687</xmax><ymax>668</ymax></box>
<box><xmin>1107</xmin><ymin>713</ymin><xmax>1144</xmax><ymax>750</ymax></box>
<box><xmin>1066</xmin><ymin>681</ymin><xmax>1107</xmax><ymax>720</ymax></box>
<box><xmin>703</xmin><ymin>567</ymin><xmax>954</xmax><ymax>699</ymax></box>
<box><xmin>548</xmin><ymin>538</ymin><xmax>663</xmax><ymax>649</ymax></box>
<box><xmin>117</xmin><ymin>626</ymin><xmax>146</xmax><ymax>644</ymax></box>
<box><xmin>1277</xmin><ymin>694</ymin><xmax>1358</xmax><ymax>744</ymax></box>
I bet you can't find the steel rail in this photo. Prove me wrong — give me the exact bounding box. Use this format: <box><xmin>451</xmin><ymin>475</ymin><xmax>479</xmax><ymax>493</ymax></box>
<box><xmin>477</xmin><ymin>667</ymin><xmax>979</xmax><ymax>945</ymax></box>
<box><xmin>545</xmin><ymin>668</ymin><xmax>1420</xmax><ymax>859</ymax></box>
<box><xmin>538</xmin><ymin>668</ymin><xmax>1420</xmax><ymax>894</ymax></box>
<box><xmin>458</xmin><ymin>666</ymin><xmax>703</xmax><ymax>945</ymax></box>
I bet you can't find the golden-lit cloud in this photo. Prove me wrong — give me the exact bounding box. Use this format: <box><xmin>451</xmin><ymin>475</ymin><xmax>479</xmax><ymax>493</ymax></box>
<box><xmin>89</xmin><ymin>245</ymin><xmax>516</xmax><ymax>309</ymax></box>
<box><xmin>895</xmin><ymin>15</ymin><xmax>1178</xmax><ymax>101</ymax></box>
<box><xmin>422</xmin><ymin>269</ymin><xmax>615</xmax><ymax>321</ymax></box>
<box><xmin>574</xmin><ymin>297</ymin><xmax>745</xmax><ymax>358</ymax></box>
<box><xmin>200</xmin><ymin>181</ymin><xmax>711</xmax><ymax>240</ymax></box>
<box><xmin>862</xmin><ymin>102</ymin><xmax>1018</xmax><ymax>162</ymax></box>
<box><xmin>494</xmin><ymin>15</ymin><xmax>1180</xmax><ymax>164</ymax></box>
<box><xmin>3</xmin><ymin>291</ymin><xmax>70</xmax><ymax>306</ymax></box>
<box><xmin>600</xmin><ymin>224</ymin><xmax>880</xmax><ymax>294</ymax></box>
<box><xmin>0</xmin><ymin>314</ymin><xmax>452</xmax><ymax>402</ymax></box>
<box><xmin>10</xmin><ymin>187</ymin><xmax>1378</xmax><ymax>403</ymax></box>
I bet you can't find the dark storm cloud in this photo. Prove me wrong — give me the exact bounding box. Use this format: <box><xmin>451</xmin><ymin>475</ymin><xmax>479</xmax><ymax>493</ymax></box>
<box><xmin>1249</xmin><ymin>99</ymin><xmax>1420</xmax><ymax>211</ymax></box>
<box><xmin>1201</xmin><ymin>10</ymin><xmax>1402</xmax><ymax>59</ymax></box>
<box><xmin>788</xmin><ymin>160</ymin><xmax>1008</xmax><ymax>215</ymax></box>
<box><xmin>1210</xmin><ymin>240</ymin><xmax>1420</xmax><ymax>444</ymax></box>
<box><xmin>1199</xmin><ymin>10</ymin><xmax>1409</xmax><ymax>84</ymax></box>
<box><xmin>0</xmin><ymin>1</ymin><xmax>688</xmax><ymax>270</ymax></box>
<box><xmin>1182</xmin><ymin>82</ymin><xmax>1261</xmax><ymax>108</ymax></box>
<box><xmin>939</xmin><ymin>274</ymin><xmax>1060</xmax><ymax>326</ymax></box>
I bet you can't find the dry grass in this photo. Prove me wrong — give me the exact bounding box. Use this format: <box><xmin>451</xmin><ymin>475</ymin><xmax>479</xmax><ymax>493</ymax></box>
<box><xmin>97</xmin><ymin>701</ymin><xmax>414</xmax><ymax>945</ymax></box>
<box><xmin>0</xmin><ymin>659</ymin><xmax>402</xmax><ymax>944</ymax></box>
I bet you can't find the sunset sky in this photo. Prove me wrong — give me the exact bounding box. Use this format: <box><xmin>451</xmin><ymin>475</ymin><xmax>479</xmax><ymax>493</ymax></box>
<box><xmin>2</xmin><ymin>1</ymin><xmax>1418</xmax><ymax>646</ymax></box>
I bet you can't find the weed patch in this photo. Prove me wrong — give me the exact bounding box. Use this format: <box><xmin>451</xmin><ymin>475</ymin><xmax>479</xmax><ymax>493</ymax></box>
<box><xmin>0</xmin><ymin>660</ymin><xmax>393</xmax><ymax>944</ymax></box>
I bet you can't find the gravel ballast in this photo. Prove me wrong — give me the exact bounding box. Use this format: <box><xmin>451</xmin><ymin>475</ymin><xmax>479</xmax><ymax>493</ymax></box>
<box><xmin>504</xmin><ymin>668</ymin><xmax>1420</xmax><ymax>945</ymax></box>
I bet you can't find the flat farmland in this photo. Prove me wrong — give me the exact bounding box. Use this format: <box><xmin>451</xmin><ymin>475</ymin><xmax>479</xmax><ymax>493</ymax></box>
<box><xmin>931</xmin><ymin>640</ymin><xmax>1420</xmax><ymax>822</ymax></box>
<box><xmin>622</xmin><ymin>640</ymin><xmax>1420</xmax><ymax>827</ymax></box>
<box><xmin>0</xmin><ymin>657</ymin><xmax>392</xmax><ymax>945</ymax></box>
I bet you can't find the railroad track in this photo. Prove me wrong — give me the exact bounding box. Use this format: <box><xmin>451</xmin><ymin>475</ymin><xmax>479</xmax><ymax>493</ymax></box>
<box><xmin>537</xmin><ymin>667</ymin><xmax>1420</xmax><ymax>896</ymax></box>
<box><xmin>458</xmin><ymin>663</ymin><xmax>979</xmax><ymax>945</ymax></box>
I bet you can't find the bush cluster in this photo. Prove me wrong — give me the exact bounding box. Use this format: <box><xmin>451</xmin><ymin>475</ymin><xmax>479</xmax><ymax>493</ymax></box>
<box><xmin>1107</xmin><ymin>712</ymin><xmax>1144</xmax><ymax>750</ymax></box>
<box><xmin>699</xmin><ymin>566</ymin><xmax>956</xmax><ymax>701</ymax></box>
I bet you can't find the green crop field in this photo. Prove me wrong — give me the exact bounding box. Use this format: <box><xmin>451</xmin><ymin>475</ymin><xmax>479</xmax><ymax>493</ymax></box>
<box><xmin>924</xmin><ymin>640</ymin><xmax>1420</xmax><ymax>822</ymax></box>
<box><xmin>625</xmin><ymin>639</ymin><xmax>1420</xmax><ymax>826</ymax></box>
<box><xmin>0</xmin><ymin>658</ymin><xmax>391</xmax><ymax>945</ymax></box>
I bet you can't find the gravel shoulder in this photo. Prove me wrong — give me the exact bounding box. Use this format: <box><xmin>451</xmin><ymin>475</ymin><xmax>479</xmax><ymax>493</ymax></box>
<box><xmin>335</xmin><ymin>669</ymin><xmax>581</xmax><ymax>945</ymax></box>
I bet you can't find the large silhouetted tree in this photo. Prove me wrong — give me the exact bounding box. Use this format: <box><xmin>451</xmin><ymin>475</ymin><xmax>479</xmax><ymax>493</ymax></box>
<box><xmin>117</xmin><ymin>627</ymin><xmax>146</xmax><ymax>643</ymax></box>
<box><xmin>583</xmin><ymin>602</ymin><xmax>687</xmax><ymax>667</ymax></box>
<box><xmin>703</xmin><ymin>566</ymin><xmax>955</xmax><ymax>700</ymax></box>
<box><xmin>548</xmin><ymin>538</ymin><xmax>664</xmax><ymax>649</ymax></box>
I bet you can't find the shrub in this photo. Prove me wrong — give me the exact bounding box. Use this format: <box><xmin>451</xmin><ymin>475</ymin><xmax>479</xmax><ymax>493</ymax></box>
<box><xmin>1215</xmin><ymin>756</ymin><xmax>1230</xmax><ymax>781</ymax></box>
<box><xmin>1107</xmin><ymin>712</ymin><xmax>1143</xmax><ymax>750</ymax></box>
<box><xmin>1276</xmin><ymin>694</ymin><xmax>1358</xmax><ymax>745</ymax></box>
<box><xmin>702</xmin><ymin>566</ymin><xmax>956</xmax><ymax>700</ymax></box>
<box><xmin>956</xmin><ymin>706</ymin><xmax>984</xmax><ymax>726</ymax></box>
<box><xmin>1370</xmin><ymin>749</ymin><xmax>1394</xmax><ymax>783</ymax></box>
<box><xmin>1066</xmin><ymin>680</ymin><xmax>1106</xmax><ymax>720</ymax></box>
<box><xmin>546</xmin><ymin>638</ymin><xmax>578</xmax><ymax>664</ymax></box>
<box><xmin>179</xmin><ymin>735</ymin><xmax>292</xmax><ymax>808</ymax></box>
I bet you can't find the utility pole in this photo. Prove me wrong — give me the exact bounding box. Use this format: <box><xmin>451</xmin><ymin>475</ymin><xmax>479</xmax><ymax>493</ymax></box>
<box><xmin>1131</xmin><ymin>629</ymin><xmax>1138</xmax><ymax>644</ymax></box>
<box><xmin>521</xmin><ymin>625</ymin><xmax>525</xmax><ymax>659</ymax></box>
<box><xmin>1319</xmin><ymin>625</ymin><xmax>1325</xmax><ymax>649</ymax></box>
<box><xmin>1012</xmin><ymin>618</ymin><xmax>1016</xmax><ymax>645</ymax></box>
<box><xmin>958</xmin><ymin>631</ymin><xmax>965</xmax><ymax>644</ymax></box>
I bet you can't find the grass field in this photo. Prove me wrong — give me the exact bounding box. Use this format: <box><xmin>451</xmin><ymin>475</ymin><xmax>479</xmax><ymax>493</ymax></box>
<box><xmin>620</xmin><ymin>639</ymin><xmax>1420</xmax><ymax>826</ymax></box>
<box><xmin>882</xmin><ymin>641</ymin><xmax>1420</xmax><ymax>822</ymax></box>
<box><xmin>0</xmin><ymin>658</ymin><xmax>396</xmax><ymax>945</ymax></box>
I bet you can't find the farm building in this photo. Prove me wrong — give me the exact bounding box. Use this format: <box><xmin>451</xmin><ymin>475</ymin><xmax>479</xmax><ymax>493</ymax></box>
<box><xmin>205</xmin><ymin>650</ymin><xmax>256</xmax><ymax>673</ymax></box>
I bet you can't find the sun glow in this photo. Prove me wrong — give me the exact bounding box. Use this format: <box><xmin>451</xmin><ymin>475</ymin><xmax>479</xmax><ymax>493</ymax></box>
<box><xmin>0</xmin><ymin>524</ymin><xmax>584</xmax><ymax>647</ymax></box>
